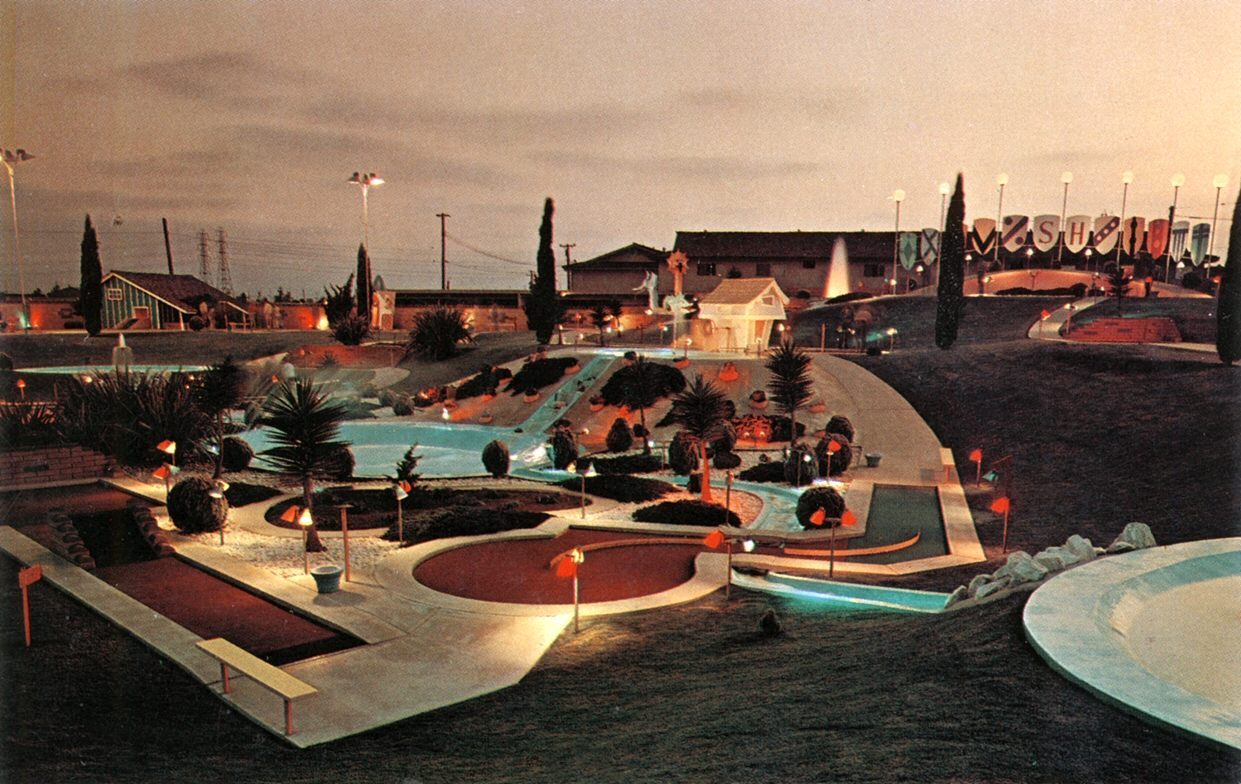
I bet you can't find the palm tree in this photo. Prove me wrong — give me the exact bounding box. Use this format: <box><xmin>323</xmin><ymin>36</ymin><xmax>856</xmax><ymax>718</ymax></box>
<box><xmin>260</xmin><ymin>378</ymin><xmax>350</xmax><ymax>552</ymax></box>
<box><xmin>669</xmin><ymin>374</ymin><xmax>732</xmax><ymax>503</ymax></box>
<box><xmin>195</xmin><ymin>357</ymin><xmax>249</xmax><ymax>479</ymax></box>
<box><xmin>619</xmin><ymin>356</ymin><xmax>661</xmax><ymax>454</ymax></box>
<box><xmin>765</xmin><ymin>340</ymin><xmax>814</xmax><ymax>445</ymax></box>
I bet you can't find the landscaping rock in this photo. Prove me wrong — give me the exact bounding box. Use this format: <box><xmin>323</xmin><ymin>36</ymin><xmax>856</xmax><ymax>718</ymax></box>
<box><xmin>1033</xmin><ymin>550</ymin><xmax>1069</xmax><ymax>573</ymax></box>
<box><xmin>945</xmin><ymin>585</ymin><xmax>970</xmax><ymax>608</ymax></box>
<box><xmin>1106</xmin><ymin>523</ymin><xmax>1157</xmax><ymax>554</ymax></box>
<box><xmin>967</xmin><ymin>573</ymin><xmax>993</xmax><ymax>598</ymax></box>
<box><xmin>993</xmin><ymin>551</ymin><xmax>1048</xmax><ymax>585</ymax></box>
<box><xmin>1064</xmin><ymin>535</ymin><xmax>1096</xmax><ymax>564</ymax></box>
<box><xmin>974</xmin><ymin>574</ymin><xmax>1013</xmax><ymax>599</ymax></box>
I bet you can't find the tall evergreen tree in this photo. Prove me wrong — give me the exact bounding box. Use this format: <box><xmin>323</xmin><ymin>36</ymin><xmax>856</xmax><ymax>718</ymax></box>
<box><xmin>935</xmin><ymin>174</ymin><xmax>966</xmax><ymax>350</ymax></box>
<box><xmin>525</xmin><ymin>197</ymin><xmax>562</xmax><ymax>344</ymax></box>
<box><xmin>1106</xmin><ymin>263</ymin><xmax>1133</xmax><ymax>316</ymax></box>
<box><xmin>79</xmin><ymin>214</ymin><xmax>103</xmax><ymax>336</ymax></box>
<box><xmin>1216</xmin><ymin>185</ymin><xmax>1241</xmax><ymax>364</ymax></box>
<box><xmin>356</xmin><ymin>243</ymin><xmax>372</xmax><ymax>328</ymax></box>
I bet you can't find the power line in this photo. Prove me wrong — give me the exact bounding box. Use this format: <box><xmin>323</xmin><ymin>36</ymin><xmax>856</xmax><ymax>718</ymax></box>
<box><xmin>444</xmin><ymin>231</ymin><xmax>531</xmax><ymax>267</ymax></box>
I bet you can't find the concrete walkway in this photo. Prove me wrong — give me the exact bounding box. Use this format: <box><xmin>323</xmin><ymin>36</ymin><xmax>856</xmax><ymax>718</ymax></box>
<box><xmin>0</xmin><ymin>347</ymin><xmax>982</xmax><ymax>746</ymax></box>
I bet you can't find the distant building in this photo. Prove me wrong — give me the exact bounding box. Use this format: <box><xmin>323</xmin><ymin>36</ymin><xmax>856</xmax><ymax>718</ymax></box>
<box><xmin>563</xmin><ymin>243</ymin><xmax>669</xmax><ymax>296</ymax></box>
<box><xmin>100</xmin><ymin>271</ymin><xmax>249</xmax><ymax>330</ymax></box>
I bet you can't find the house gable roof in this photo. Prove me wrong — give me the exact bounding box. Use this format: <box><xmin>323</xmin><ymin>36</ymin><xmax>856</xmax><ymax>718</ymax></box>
<box><xmin>699</xmin><ymin>277</ymin><xmax>790</xmax><ymax>306</ymax></box>
<box><xmin>565</xmin><ymin>243</ymin><xmax>669</xmax><ymax>269</ymax></box>
<box><xmin>102</xmin><ymin>271</ymin><xmax>247</xmax><ymax>313</ymax></box>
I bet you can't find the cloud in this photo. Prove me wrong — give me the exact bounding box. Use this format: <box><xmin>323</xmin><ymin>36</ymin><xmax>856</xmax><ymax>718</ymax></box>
<box><xmin>530</xmin><ymin>149</ymin><xmax>822</xmax><ymax>182</ymax></box>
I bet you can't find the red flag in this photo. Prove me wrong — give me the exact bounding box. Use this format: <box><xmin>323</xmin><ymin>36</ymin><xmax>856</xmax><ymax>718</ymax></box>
<box><xmin>152</xmin><ymin>465</ymin><xmax>169</xmax><ymax>479</ymax></box>
<box><xmin>704</xmin><ymin>530</ymin><xmax>726</xmax><ymax>548</ymax></box>
<box><xmin>841</xmin><ymin>510</ymin><xmax>857</xmax><ymax>527</ymax></box>
<box><xmin>810</xmin><ymin>508</ymin><xmax>826</xmax><ymax>526</ymax></box>
<box><xmin>990</xmin><ymin>497</ymin><xmax>1010</xmax><ymax>514</ymax></box>
<box><xmin>968</xmin><ymin>449</ymin><xmax>982</xmax><ymax>463</ymax></box>
<box><xmin>827</xmin><ymin>440</ymin><xmax>841</xmax><ymax>454</ymax></box>
<box><xmin>555</xmin><ymin>558</ymin><xmax>577</xmax><ymax>578</ymax></box>
<box><xmin>1040</xmin><ymin>310</ymin><xmax>1050</xmax><ymax>319</ymax></box>
<box><xmin>281</xmin><ymin>506</ymin><xmax>300</xmax><ymax>523</ymax></box>
<box><xmin>18</xmin><ymin>565</ymin><xmax>42</xmax><ymax>588</ymax></box>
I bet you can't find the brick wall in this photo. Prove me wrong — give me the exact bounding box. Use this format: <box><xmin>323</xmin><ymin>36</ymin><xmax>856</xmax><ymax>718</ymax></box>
<box><xmin>1070</xmin><ymin>318</ymin><xmax>1181</xmax><ymax>344</ymax></box>
<box><xmin>0</xmin><ymin>445</ymin><xmax>114</xmax><ymax>488</ymax></box>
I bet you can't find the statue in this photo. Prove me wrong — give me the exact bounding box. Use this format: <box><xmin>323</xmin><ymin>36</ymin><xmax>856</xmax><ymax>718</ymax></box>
<box><xmin>632</xmin><ymin>270</ymin><xmax>659</xmax><ymax>312</ymax></box>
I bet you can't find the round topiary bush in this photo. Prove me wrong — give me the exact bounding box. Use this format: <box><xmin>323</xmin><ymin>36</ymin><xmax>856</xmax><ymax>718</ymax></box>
<box><xmin>824</xmin><ymin>415</ymin><xmax>855</xmax><ymax>443</ymax></box>
<box><xmin>783</xmin><ymin>445</ymin><xmax>816</xmax><ymax>485</ymax></box>
<box><xmin>167</xmin><ymin>477</ymin><xmax>228</xmax><ymax>533</ymax></box>
<box><xmin>605</xmin><ymin>417</ymin><xmax>634</xmax><ymax>453</ymax></box>
<box><xmin>667</xmin><ymin>431</ymin><xmax>700</xmax><ymax>476</ymax></box>
<box><xmin>713</xmin><ymin>451</ymin><xmax>742</xmax><ymax>470</ymax></box>
<box><xmin>378</xmin><ymin>388</ymin><xmax>399</xmax><ymax>407</ymax></box>
<box><xmin>221</xmin><ymin>436</ymin><xmax>254</xmax><ymax>472</ymax></box>
<box><xmin>814</xmin><ymin>433</ymin><xmax>853</xmax><ymax>477</ymax></box>
<box><xmin>550</xmin><ymin>428</ymin><xmax>579</xmax><ymax>470</ymax></box>
<box><xmin>189</xmin><ymin>316</ymin><xmax>206</xmax><ymax>331</ymax></box>
<box><xmin>324</xmin><ymin>445</ymin><xmax>355</xmax><ymax>480</ymax></box>
<box><xmin>795</xmin><ymin>485</ymin><xmax>846</xmax><ymax>529</ymax></box>
<box><xmin>392</xmin><ymin>394</ymin><xmax>416</xmax><ymax>416</ymax></box>
<box><xmin>482</xmin><ymin>439</ymin><xmax>510</xmax><ymax>478</ymax></box>
<box><xmin>710</xmin><ymin>421</ymin><xmax>737</xmax><ymax>455</ymax></box>
<box><xmin>632</xmin><ymin>498</ymin><xmax>741</xmax><ymax>527</ymax></box>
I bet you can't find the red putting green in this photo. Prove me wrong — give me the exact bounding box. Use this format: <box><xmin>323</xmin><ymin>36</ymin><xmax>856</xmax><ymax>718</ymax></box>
<box><xmin>413</xmin><ymin>529</ymin><xmax>707</xmax><ymax>604</ymax></box>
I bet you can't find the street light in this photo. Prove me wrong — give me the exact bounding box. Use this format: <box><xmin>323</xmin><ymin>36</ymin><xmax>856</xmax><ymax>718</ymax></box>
<box><xmin>347</xmin><ymin>172</ymin><xmax>384</xmax><ymax>251</ymax></box>
<box><xmin>1057</xmin><ymin>172</ymin><xmax>1073</xmax><ymax>267</ymax></box>
<box><xmin>298</xmin><ymin>508</ymin><xmax>314</xmax><ymax>574</ymax></box>
<box><xmin>1117</xmin><ymin>171</ymin><xmax>1134</xmax><ymax>272</ymax></box>
<box><xmin>890</xmin><ymin>189</ymin><xmax>905</xmax><ymax>291</ymax></box>
<box><xmin>1210</xmin><ymin>175</ymin><xmax>1229</xmax><ymax>278</ymax></box>
<box><xmin>394</xmin><ymin>481</ymin><xmax>410</xmax><ymax>544</ymax></box>
<box><xmin>3</xmin><ymin>148</ymin><xmax>35</xmax><ymax>330</ymax></box>
<box><xmin>994</xmin><ymin>174</ymin><xmax>1008</xmax><ymax>269</ymax></box>
<box><xmin>1167</xmin><ymin>174</ymin><xmax>1185</xmax><ymax>282</ymax></box>
<box><xmin>886</xmin><ymin>327</ymin><xmax>897</xmax><ymax>351</ymax></box>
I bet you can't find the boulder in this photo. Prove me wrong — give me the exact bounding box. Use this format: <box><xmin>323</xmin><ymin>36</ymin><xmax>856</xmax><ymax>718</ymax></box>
<box><xmin>1065</xmin><ymin>535</ymin><xmax>1096</xmax><ymax>564</ymax></box>
<box><xmin>975</xmin><ymin>574</ymin><xmax>1013</xmax><ymax>599</ymax></box>
<box><xmin>1106</xmin><ymin>522</ymin><xmax>1157</xmax><ymax>554</ymax></box>
<box><xmin>967</xmin><ymin>573</ymin><xmax>993</xmax><ymax>598</ymax></box>
<box><xmin>994</xmin><ymin>551</ymin><xmax>1049</xmax><ymax>585</ymax></box>
<box><xmin>1033</xmin><ymin>550</ymin><xmax>1069</xmax><ymax>573</ymax></box>
<box><xmin>945</xmin><ymin>585</ymin><xmax>970</xmax><ymax>608</ymax></box>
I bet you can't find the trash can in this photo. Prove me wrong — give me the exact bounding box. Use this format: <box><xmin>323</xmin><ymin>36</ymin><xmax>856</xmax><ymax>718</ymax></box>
<box><xmin>864</xmin><ymin>452</ymin><xmax>883</xmax><ymax>468</ymax></box>
<box><xmin>310</xmin><ymin>564</ymin><xmax>344</xmax><ymax>594</ymax></box>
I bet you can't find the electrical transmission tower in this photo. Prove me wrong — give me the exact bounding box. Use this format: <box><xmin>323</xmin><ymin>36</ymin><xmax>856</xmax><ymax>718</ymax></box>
<box><xmin>198</xmin><ymin>230</ymin><xmax>212</xmax><ymax>286</ymax></box>
<box><xmin>216</xmin><ymin>228</ymin><xmax>233</xmax><ymax>295</ymax></box>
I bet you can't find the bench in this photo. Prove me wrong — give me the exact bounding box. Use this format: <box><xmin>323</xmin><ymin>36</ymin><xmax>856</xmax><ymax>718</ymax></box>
<box><xmin>940</xmin><ymin>448</ymin><xmax>955</xmax><ymax>483</ymax></box>
<box><xmin>195</xmin><ymin>638</ymin><xmax>318</xmax><ymax>735</ymax></box>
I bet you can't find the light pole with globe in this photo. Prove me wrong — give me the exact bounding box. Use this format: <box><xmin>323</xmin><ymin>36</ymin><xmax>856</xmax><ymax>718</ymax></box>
<box><xmin>2</xmin><ymin>148</ymin><xmax>35</xmax><ymax>330</ymax></box>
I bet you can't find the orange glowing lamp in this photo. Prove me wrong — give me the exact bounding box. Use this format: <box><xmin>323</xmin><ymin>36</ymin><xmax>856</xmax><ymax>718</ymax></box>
<box><xmin>281</xmin><ymin>505</ymin><xmax>301</xmax><ymax>523</ymax></box>
<box><xmin>969</xmin><ymin>449</ymin><xmax>982</xmax><ymax>463</ymax></box>
<box><xmin>809</xmin><ymin>508</ymin><xmax>826</xmax><ymax>526</ymax></box>
<box><xmin>1040</xmin><ymin>310</ymin><xmax>1050</xmax><ymax>319</ymax></box>
<box><xmin>827</xmin><ymin>440</ymin><xmax>842</xmax><ymax>454</ymax></box>
<box><xmin>841</xmin><ymin>510</ymin><xmax>857</xmax><ymax>527</ymax></box>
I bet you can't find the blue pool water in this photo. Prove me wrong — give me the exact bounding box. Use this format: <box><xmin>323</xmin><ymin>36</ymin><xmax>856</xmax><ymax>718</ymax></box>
<box><xmin>732</xmin><ymin>572</ymin><xmax>951</xmax><ymax>613</ymax></box>
<box><xmin>21</xmin><ymin>364</ymin><xmax>207</xmax><ymax>375</ymax></box>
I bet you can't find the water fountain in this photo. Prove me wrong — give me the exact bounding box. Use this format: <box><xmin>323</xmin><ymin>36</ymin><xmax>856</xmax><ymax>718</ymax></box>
<box><xmin>823</xmin><ymin>237</ymin><xmax>851</xmax><ymax>299</ymax></box>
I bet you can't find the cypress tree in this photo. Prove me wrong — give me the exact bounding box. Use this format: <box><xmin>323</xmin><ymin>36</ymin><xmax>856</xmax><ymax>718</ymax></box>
<box><xmin>525</xmin><ymin>197</ymin><xmax>562</xmax><ymax>344</ymax></box>
<box><xmin>356</xmin><ymin>243</ymin><xmax>371</xmax><ymax>328</ymax></box>
<box><xmin>79</xmin><ymin>214</ymin><xmax>103</xmax><ymax>336</ymax></box>
<box><xmin>935</xmin><ymin>174</ymin><xmax>966</xmax><ymax>350</ymax></box>
<box><xmin>1216</xmin><ymin>185</ymin><xmax>1241</xmax><ymax>364</ymax></box>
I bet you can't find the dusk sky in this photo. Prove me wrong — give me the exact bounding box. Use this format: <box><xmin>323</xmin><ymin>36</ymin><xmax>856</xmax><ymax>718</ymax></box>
<box><xmin>4</xmin><ymin>0</ymin><xmax>1239</xmax><ymax>298</ymax></box>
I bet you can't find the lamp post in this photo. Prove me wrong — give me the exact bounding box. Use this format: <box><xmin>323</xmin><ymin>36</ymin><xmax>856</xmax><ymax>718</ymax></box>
<box><xmin>1063</xmin><ymin>303</ymin><xmax>1077</xmax><ymax>337</ymax></box>
<box><xmin>347</xmin><ymin>172</ymin><xmax>384</xmax><ymax>252</ymax></box>
<box><xmin>1209</xmin><ymin>175</ymin><xmax>1229</xmax><ymax>279</ymax></box>
<box><xmin>2</xmin><ymin>148</ymin><xmax>34</xmax><ymax>330</ymax></box>
<box><xmin>1118</xmin><ymin>171</ymin><xmax>1133</xmax><ymax>272</ymax></box>
<box><xmin>298</xmin><ymin>508</ymin><xmax>313</xmax><ymax>574</ymax></box>
<box><xmin>1056</xmin><ymin>172</ymin><xmax>1073</xmax><ymax>267</ymax></box>
<box><xmin>394</xmin><ymin>481</ymin><xmax>409</xmax><ymax>544</ymax></box>
<box><xmin>994</xmin><ymin>174</ymin><xmax>1008</xmax><ymax>270</ymax></box>
<box><xmin>1028</xmin><ymin>269</ymin><xmax>1040</xmax><ymax>290</ymax></box>
<box><xmin>209</xmin><ymin>479</ymin><xmax>230</xmax><ymax>545</ymax></box>
<box><xmin>1166</xmin><ymin>174</ymin><xmax>1185</xmax><ymax>283</ymax></box>
<box><xmin>936</xmin><ymin>182</ymin><xmax>950</xmax><ymax>288</ymax></box>
<box><xmin>891</xmin><ymin>189</ymin><xmax>905</xmax><ymax>292</ymax></box>
<box><xmin>886</xmin><ymin>327</ymin><xmax>897</xmax><ymax>352</ymax></box>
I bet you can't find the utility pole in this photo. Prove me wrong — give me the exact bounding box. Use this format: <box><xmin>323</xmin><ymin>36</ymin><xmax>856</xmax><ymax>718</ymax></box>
<box><xmin>162</xmin><ymin>218</ymin><xmax>175</xmax><ymax>275</ymax></box>
<box><xmin>198</xmin><ymin>230</ymin><xmax>212</xmax><ymax>285</ymax></box>
<box><xmin>216</xmin><ymin>228</ymin><xmax>233</xmax><ymax>296</ymax></box>
<box><xmin>559</xmin><ymin>243</ymin><xmax>575</xmax><ymax>265</ymax></box>
<box><xmin>436</xmin><ymin>213</ymin><xmax>450</xmax><ymax>291</ymax></box>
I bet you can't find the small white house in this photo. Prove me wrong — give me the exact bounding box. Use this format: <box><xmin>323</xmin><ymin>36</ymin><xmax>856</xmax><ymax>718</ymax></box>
<box><xmin>692</xmin><ymin>277</ymin><xmax>789</xmax><ymax>352</ymax></box>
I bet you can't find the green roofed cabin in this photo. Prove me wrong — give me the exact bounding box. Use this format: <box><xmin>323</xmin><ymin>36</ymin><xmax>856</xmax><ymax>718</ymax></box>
<box><xmin>100</xmin><ymin>271</ymin><xmax>250</xmax><ymax>330</ymax></box>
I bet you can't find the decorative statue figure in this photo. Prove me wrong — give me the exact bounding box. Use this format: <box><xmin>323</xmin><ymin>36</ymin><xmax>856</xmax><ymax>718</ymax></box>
<box><xmin>632</xmin><ymin>270</ymin><xmax>659</xmax><ymax>312</ymax></box>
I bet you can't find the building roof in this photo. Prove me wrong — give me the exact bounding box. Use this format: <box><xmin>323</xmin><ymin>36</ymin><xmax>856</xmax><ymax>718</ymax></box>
<box><xmin>103</xmin><ymin>271</ymin><xmax>247</xmax><ymax>313</ymax></box>
<box><xmin>698</xmin><ymin>277</ymin><xmax>789</xmax><ymax>306</ymax></box>
<box><xmin>565</xmin><ymin>243</ymin><xmax>669</xmax><ymax>269</ymax></box>
<box><xmin>674</xmin><ymin>231</ymin><xmax>896</xmax><ymax>260</ymax></box>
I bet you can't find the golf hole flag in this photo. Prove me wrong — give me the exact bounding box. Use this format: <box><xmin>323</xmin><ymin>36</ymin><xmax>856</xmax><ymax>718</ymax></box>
<box><xmin>703</xmin><ymin>530</ymin><xmax>726</xmax><ymax>549</ymax></box>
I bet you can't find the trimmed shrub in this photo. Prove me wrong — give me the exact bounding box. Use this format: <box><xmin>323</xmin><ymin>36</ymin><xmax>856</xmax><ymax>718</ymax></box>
<box><xmin>824</xmin><ymin>415</ymin><xmax>855</xmax><ymax>443</ymax></box>
<box><xmin>556</xmin><ymin>475</ymin><xmax>676</xmax><ymax>503</ymax></box>
<box><xmin>632</xmin><ymin>423</ymin><xmax>647</xmax><ymax>439</ymax></box>
<box><xmin>598</xmin><ymin>361</ymin><xmax>687</xmax><ymax>407</ymax></box>
<box><xmin>687</xmin><ymin>473</ymin><xmax>702</xmax><ymax>494</ymax></box>
<box><xmin>605</xmin><ymin>417</ymin><xmax>634</xmax><ymax>453</ymax></box>
<box><xmin>814</xmin><ymin>434</ymin><xmax>852</xmax><ymax>477</ymax></box>
<box><xmin>550</xmin><ymin>428</ymin><xmax>579</xmax><ymax>470</ymax></box>
<box><xmin>167</xmin><ymin>477</ymin><xmax>228</xmax><ymax>533</ymax></box>
<box><xmin>324</xmin><ymin>444</ymin><xmax>355</xmax><ymax>480</ymax></box>
<box><xmin>783</xmin><ymin>445</ymin><xmax>816</xmax><ymax>485</ymax></box>
<box><xmin>189</xmin><ymin>316</ymin><xmax>206</xmax><ymax>331</ymax></box>
<box><xmin>667</xmin><ymin>431</ymin><xmax>699</xmax><ymax>476</ymax></box>
<box><xmin>457</xmin><ymin>366</ymin><xmax>502</xmax><ymax>400</ymax></box>
<box><xmin>333</xmin><ymin>312</ymin><xmax>371</xmax><ymax>346</ymax></box>
<box><xmin>590</xmin><ymin>453</ymin><xmax>663</xmax><ymax>475</ymax></box>
<box><xmin>795</xmin><ymin>485</ymin><xmax>846</xmax><ymax>529</ymax></box>
<box><xmin>482</xmin><ymin>439</ymin><xmax>510</xmax><ymax>478</ymax></box>
<box><xmin>399</xmin><ymin>507</ymin><xmax>548</xmax><ymax>544</ymax></box>
<box><xmin>713</xmin><ymin>451</ymin><xmax>742</xmax><ymax>470</ymax></box>
<box><xmin>378</xmin><ymin>389</ymin><xmax>399</xmax><ymax>407</ymax></box>
<box><xmin>632</xmin><ymin>499</ymin><xmax>741</xmax><ymax>527</ymax></box>
<box><xmin>405</xmin><ymin>304</ymin><xmax>474</xmax><ymax>361</ymax></box>
<box><xmin>392</xmin><ymin>394</ymin><xmax>415</xmax><ymax>416</ymax></box>
<box><xmin>505</xmin><ymin>356</ymin><xmax>579</xmax><ymax>396</ymax></box>
<box><xmin>738</xmin><ymin>459</ymin><xmax>785</xmax><ymax>483</ymax></box>
<box><xmin>710</xmin><ymin>421</ymin><xmax>737</xmax><ymax>455</ymax></box>
<box><xmin>221</xmin><ymin>436</ymin><xmax>254</xmax><ymax>471</ymax></box>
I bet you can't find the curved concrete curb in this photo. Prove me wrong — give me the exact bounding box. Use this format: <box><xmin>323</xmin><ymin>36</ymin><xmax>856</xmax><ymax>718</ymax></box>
<box><xmin>1024</xmin><ymin>538</ymin><xmax>1241</xmax><ymax>750</ymax></box>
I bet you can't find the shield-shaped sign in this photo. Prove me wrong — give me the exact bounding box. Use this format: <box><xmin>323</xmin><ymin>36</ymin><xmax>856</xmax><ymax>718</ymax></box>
<box><xmin>1147</xmin><ymin>219</ymin><xmax>1170</xmax><ymax>259</ymax></box>
<box><xmin>970</xmin><ymin>219</ymin><xmax>996</xmax><ymax>256</ymax></box>
<box><xmin>920</xmin><ymin>228</ymin><xmax>940</xmax><ymax>262</ymax></box>
<box><xmin>1170</xmin><ymin>221</ymin><xmax>1190</xmax><ymax>261</ymax></box>
<box><xmin>1122</xmin><ymin>217</ymin><xmax>1146</xmax><ymax>256</ymax></box>
<box><xmin>900</xmin><ymin>232</ymin><xmax>920</xmax><ymax>269</ymax></box>
<box><xmin>1001</xmin><ymin>215</ymin><xmax>1029</xmax><ymax>251</ymax></box>
<box><xmin>1064</xmin><ymin>215</ymin><xmax>1092</xmax><ymax>253</ymax></box>
<box><xmin>1191</xmin><ymin>223</ymin><xmax>1210</xmax><ymax>266</ymax></box>
<box><xmin>1093</xmin><ymin>215</ymin><xmax>1121</xmax><ymax>255</ymax></box>
<box><xmin>1032</xmin><ymin>215</ymin><xmax>1060</xmax><ymax>252</ymax></box>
